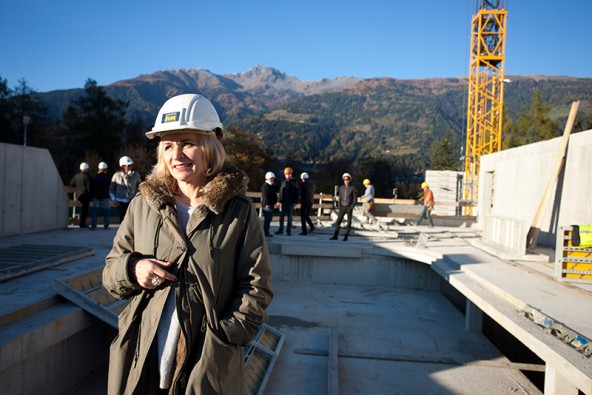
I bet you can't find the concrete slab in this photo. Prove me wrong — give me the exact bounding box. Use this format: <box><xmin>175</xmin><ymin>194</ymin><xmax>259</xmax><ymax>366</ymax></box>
<box><xmin>1</xmin><ymin>223</ymin><xmax>591</xmax><ymax>394</ymax></box>
<box><xmin>265</xmin><ymin>281</ymin><xmax>541</xmax><ymax>395</ymax></box>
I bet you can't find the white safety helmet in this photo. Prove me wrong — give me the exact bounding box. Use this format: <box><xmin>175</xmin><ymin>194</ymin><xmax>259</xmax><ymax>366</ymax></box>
<box><xmin>79</xmin><ymin>162</ymin><xmax>89</xmax><ymax>171</ymax></box>
<box><xmin>98</xmin><ymin>162</ymin><xmax>108</xmax><ymax>170</ymax></box>
<box><xmin>119</xmin><ymin>156</ymin><xmax>134</xmax><ymax>167</ymax></box>
<box><xmin>301</xmin><ymin>172</ymin><xmax>309</xmax><ymax>180</ymax></box>
<box><xmin>265</xmin><ymin>171</ymin><xmax>276</xmax><ymax>180</ymax></box>
<box><xmin>146</xmin><ymin>94</ymin><xmax>223</xmax><ymax>140</ymax></box>
<box><xmin>342</xmin><ymin>173</ymin><xmax>352</xmax><ymax>180</ymax></box>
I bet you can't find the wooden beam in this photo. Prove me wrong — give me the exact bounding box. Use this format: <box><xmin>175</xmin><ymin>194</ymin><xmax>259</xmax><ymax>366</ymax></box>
<box><xmin>526</xmin><ymin>101</ymin><xmax>579</xmax><ymax>251</ymax></box>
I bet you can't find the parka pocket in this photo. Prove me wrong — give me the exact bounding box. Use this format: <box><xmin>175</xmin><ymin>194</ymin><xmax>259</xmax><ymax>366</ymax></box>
<box><xmin>188</xmin><ymin>326</ymin><xmax>244</xmax><ymax>394</ymax></box>
<box><xmin>201</xmin><ymin>324</ymin><xmax>242</xmax><ymax>371</ymax></box>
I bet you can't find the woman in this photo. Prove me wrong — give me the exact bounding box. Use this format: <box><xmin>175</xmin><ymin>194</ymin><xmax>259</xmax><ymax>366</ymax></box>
<box><xmin>103</xmin><ymin>94</ymin><xmax>273</xmax><ymax>394</ymax></box>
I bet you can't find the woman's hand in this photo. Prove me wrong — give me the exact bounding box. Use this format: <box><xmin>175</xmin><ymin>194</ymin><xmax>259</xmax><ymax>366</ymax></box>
<box><xmin>129</xmin><ymin>257</ymin><xmax>177</xmax><ymax>289</ymax></box>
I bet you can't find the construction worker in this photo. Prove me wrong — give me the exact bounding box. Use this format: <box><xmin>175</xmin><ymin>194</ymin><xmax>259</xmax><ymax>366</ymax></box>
<box><xmin>109</xmin><ymin>155</ymin><xmax>142</xmax><ymax>222</ymax></box>
<box><xmin>261</xmin><ymin>171</ymin><xmax>279</xmax><ymax>237</ymax></box>
<box><xmin>416</xmin><ymin>181</ymin><xmax>435</xmax><ymax>227</ymax></box>
<box><xmin>299</xmin><ymin>172</ymin><xmax>316</xmax><ymax>235</ymax></box>
<box><xmin>70</xmin><ymin>162</ymin><xmax>91</xmax><ymax>228</ymax></box>
<box><xmin>360</xmin><ymin>178</ymin><xmax>377</xmax><ymax>225</ymax></box>
<box><xmin>331</xmin><ymin>173</ymin><xmax>357</xmax><ymax>241</ymax></box>
<box><xmin>275</xmin><ymin>167</ymin><xmax>300</xmax><ymax>235</ymax></box>
<box><xmin>90</xmin><ymin>162</ymin><xmax>111</xmax><ymax>230</ymax></box>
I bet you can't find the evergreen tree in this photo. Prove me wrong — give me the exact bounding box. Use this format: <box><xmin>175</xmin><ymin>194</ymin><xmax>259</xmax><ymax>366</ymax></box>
<box><xmin>0</xmin><ymin>78</ymin><xmax>47</xmax><ymax>146</ymax></box>
<box><xmin>0</xmin><ymin>75</ymin><xmax>12</xmax><ymax>143</ymax></box>
<box><xmin>429</xmin><ymin>130</ymin><xmax>459</xmax><ymax>170</ymax></box>
<box><xmin>514</xmin><ymin>90</ymin><xmax>558</xmax><ymax>145</ymax></box>
<box><xmin>357</xmin><ymin>156</ymin><xmax>394</xmax><ymax>197</ymax></box>
<box><xmin>12</xmin><ymin>79</ymin><xmax>48</xmax><ymax>146</ymax></box>
<box><xmin>62</xmin><ymin>79</ymin><xmax>129</xmax><ymax>177</ymax></box>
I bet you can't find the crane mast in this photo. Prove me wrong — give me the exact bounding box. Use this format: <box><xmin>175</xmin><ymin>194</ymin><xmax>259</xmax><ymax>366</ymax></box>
<box><xmin>463</xmin><ymin>0</ymin><xmax>507</xmax><ymax>212</ymax></box>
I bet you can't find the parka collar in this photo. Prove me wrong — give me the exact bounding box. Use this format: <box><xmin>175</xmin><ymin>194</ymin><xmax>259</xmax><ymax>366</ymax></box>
<box><xmin>139</xmin><ymin>166</ymin><xmax>249</xmax><ymax>215</ymax></box>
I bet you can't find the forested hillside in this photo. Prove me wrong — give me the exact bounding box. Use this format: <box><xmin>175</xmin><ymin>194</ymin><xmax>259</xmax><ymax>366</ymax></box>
<box><xmin>237</xmin><ymin>78</ymin><xmax>468</xmax><ymax>163</ymax></box>
<box><xmin>1</xmin><ymin>66</ymin><xmax>591</xmax><ymax>195</ymax></box>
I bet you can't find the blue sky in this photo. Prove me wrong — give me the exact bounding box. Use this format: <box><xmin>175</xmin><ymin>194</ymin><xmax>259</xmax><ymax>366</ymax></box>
<box><xmin>1</xmin><ymin>0</ymin><xmax>590</xmax><ymax>92</ymax></box>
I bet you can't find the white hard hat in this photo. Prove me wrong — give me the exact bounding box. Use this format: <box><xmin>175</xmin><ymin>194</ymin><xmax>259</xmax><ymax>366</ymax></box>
<box><xmin>146</xmin><ymin>94</ymin><xmax>223</xmax><ymax>140</ymax></box>
<box><xmin>119</xmin><ymin>156</ymin><xmax>134</xmax><ymax>166</ymax></box>
<box><xmin>301</xmin><ymin>172</ymin><xmax>309</xmax><ymax>179</ymax></box>
<box><xmin>98</xmin><ymin>162</ymin><xmax>108</xmax><ymax>170</ymax></box>
<box><xmin>342</xmin><ymin>173</ymin><xmax>352</xmax><ymax>180</ymax></box>
<box><xmin>265</xmin><ymin>171</ymin><xmax>276</xmax><ymax>180</ymax></box>
<box><xmin>80</xmin><ymin>162</ymin><xmax>89</xmax><ymax>171</ymax></box>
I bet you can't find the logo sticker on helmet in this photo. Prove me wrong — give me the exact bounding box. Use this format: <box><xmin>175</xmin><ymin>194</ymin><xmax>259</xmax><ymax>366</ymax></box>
<box><xmin>162</xmin><ymin>112</ymin><xmax>180</xmax><ymax>123</ymax></box>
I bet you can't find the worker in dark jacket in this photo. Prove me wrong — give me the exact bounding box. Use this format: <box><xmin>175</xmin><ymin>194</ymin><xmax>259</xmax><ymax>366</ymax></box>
<box><xmin>261</xmin><ymin>171</ymin><xmax>279</xmax><ymax>237</ymax></box>
<box><xmin>90</xmin><ymin>161</ymin><xmax>111</xmax><ymax>230</ymax></box>
<box><xmin>70</xmin><ymin>162</ymin><xmax>91</xmax><ymax>228</ymax></box>
<box><xmin>299</xmin><ymin>172</ymin><xmax>316</xmax><ymax>235</ymax></box>
<box><xmin>275</xmin><ymin>167</ymin><xmax>300</xmax><ymax>236</ymax></box>
<box><xmin>331</xmin><ymin>172</ymin><xmax>358</xmax><ymax>241</ymax></box>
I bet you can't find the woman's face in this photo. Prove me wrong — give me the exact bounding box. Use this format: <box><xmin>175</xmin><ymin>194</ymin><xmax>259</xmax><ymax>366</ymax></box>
<box><xmin>161</xmin><ymin>133</ymin><xmax>207</xmax><ymax>186</ymax></box>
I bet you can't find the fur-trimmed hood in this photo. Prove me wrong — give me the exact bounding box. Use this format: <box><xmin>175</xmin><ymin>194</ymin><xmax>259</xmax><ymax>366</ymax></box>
<box><xmin>139</xmin><ymin>166</ymin><xmax>249</xmax><ymax>215</ymax></box>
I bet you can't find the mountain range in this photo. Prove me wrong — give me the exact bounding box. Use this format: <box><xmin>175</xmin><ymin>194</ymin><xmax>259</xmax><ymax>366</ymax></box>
<box><xmin>40</xmin><ymin>65</ymin><xmax>592</xmax><ymax>163</ymax></box>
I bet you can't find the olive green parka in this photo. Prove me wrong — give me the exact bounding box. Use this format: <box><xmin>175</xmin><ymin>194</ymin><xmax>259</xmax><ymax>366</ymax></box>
<box><xmin>103</xmin><ymin>167</ymin><xmax>273</xmax><ymax>395</ymax></box>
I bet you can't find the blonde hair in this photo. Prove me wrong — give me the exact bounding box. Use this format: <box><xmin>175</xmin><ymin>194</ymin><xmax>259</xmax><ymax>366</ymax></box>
<box><xmin>149</xmin><ymin>133</ymin><xmax>226</xmax><ymax>189</ymax></box>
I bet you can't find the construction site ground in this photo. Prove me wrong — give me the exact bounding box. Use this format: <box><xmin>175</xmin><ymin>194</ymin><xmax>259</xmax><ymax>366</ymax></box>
<box><xmin>1</xmin><ymin>219</ymin><xmax>591</xmax><ymax>394</ymax></box>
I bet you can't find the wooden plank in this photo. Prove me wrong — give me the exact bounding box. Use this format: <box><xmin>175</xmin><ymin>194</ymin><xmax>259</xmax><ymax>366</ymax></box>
<box><xmin>526</xmin><ymin>101</ymin><xmax>579</xmax><ymax>251</ymax></box>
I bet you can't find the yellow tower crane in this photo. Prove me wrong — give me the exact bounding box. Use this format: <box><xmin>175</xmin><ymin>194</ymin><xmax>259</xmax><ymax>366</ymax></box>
<box><xmin>463</xmin><ymin>0</ymin><xmax>508</xmax><ymax>213</ymax></box>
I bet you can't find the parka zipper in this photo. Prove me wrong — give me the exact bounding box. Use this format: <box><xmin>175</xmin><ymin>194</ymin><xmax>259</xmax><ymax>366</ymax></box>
<box><xmin>171</xmin><ymin>253</ymin><xmax>192</xmax><ymax>394</ymax></box>
<box><xmin>133</xmin><ymin>323</ymin><xmax>141</xmax><ymax>368</ymax></box>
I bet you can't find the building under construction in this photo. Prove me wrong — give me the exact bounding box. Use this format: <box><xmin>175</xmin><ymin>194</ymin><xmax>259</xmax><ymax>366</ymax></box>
<box><xmin>0</xmin><ymin>123</ymin><xmax>591</xmax><ymax>394</ymax></box>
<box><xmin>1</xmin><ymin>2</ymin><xmax>591</xmax><ymax>393</ymax></box>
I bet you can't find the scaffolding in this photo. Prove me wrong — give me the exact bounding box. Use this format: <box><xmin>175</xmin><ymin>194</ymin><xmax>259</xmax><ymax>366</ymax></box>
<box><xmin>463</xmin><ymin>0</ymin><xmax>507</xmax><ymax>213</ymax></box>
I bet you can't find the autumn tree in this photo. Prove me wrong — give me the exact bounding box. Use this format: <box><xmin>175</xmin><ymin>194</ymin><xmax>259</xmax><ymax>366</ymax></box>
<box><xmin>222</xmin><ymin>127</ymin><xmax>269</xmax><ymax>191</ymax></box>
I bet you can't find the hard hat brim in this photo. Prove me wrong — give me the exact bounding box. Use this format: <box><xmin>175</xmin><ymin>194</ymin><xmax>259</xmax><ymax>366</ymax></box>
<box><xmin>145</xmin><ymin>127</ymin><xmax>223</xmax><ymax>140</ymax></box>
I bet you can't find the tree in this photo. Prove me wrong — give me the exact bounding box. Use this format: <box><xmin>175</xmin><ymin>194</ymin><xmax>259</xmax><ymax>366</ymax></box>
<box><xmin>0</xmin><ymin>77</ymin><xmax>47</xmax><ymax>146</ymax></box>
<box><xmin>429</xmin><ymin>130</ymin><xmax>459</xmax><ymax>170</ymax></box>
<box><xmin>502</xmin><ymin>106</ymin><xmax>520</xmax><ymax>149</ymax></box>
<box><xmin>62</xmin><ymin>79</ymin><xmax>129</xmax><ymax>177</ymax></box>
<box><xmin>514</xmin><ymin>90</ymin><xmax>558</xmax><ymax>146</ymax></box>
<box><xmin>12</xmin><ymin>79</ymin><xmax>48</xmax><ymax>146</ymax></box>
<box><xmin>223</xmin><ymin>127</ymin><xmax>268</xmax><ymax>191</ymax></box>
<box><xmin>0</xmin><ymin>75</ymin><xmax>12</xmax><ymax>143</ymax></box>
<box><xmin>357</xmin><ymin>156</ymin><xmax>394</xmax><ymax>197</ymax></box>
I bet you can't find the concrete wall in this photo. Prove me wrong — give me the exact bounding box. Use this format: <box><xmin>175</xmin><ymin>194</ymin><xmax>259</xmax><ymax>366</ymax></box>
<box><xmin>0</xmin><ymin>143</ymin><xmax>69</xmax><ymax>237</ymax></box>
<box><xmin>1</xmin><ymin>305</ymin><xmax>114</xmax><ymax>395</ymax></box>
<box><xmin>478</xmin><ymin>128</ymin><xmax>592</xmax><ymax>252</ymax></box>
<box><xmin>268</xmin><ymin>242</ymin><xmax>442</xmax><ymax>291</ymax></box>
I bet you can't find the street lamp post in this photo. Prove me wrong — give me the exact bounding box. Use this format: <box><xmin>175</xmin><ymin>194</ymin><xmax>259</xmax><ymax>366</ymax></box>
<box><xmin>23</xmin><ymin>116</ymin><xmax>31</xmax><ymax>146</ymax></box>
